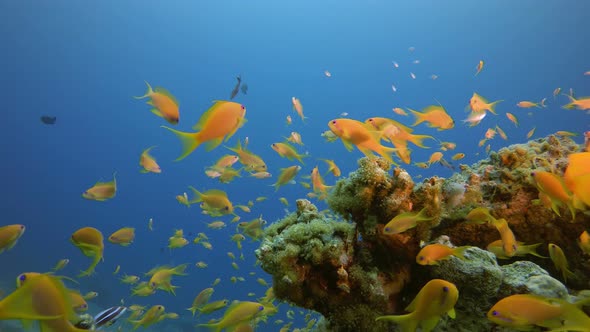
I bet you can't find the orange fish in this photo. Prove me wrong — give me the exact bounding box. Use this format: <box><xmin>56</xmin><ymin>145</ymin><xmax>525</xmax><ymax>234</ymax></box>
<box><xmin>416</xmin><ymin>244</ymin><xmax>469</xmax><ymax>265</ymax></box>
<box><xmin>409</xmin><ymin>104</ymin><xmax>454</xmax><ymax>130</ymax></box>
<box><xmin>488</xmin><ymin>294</ymin><xmax>590</xmax><ymax>330</ymax></box>
<box><xmin>505</xmin><ymin>112</ymin><xmax>518</xmax><ymax>127</ymax></box>
<box><xmin>548</xmin><ymin>243</ymin><xmax>576</xmax><ymax>282</ymax></box>
<box><xmin>563</xmin><ymin>152</ymin><xmax>590</xmax><ymax>207</ymax></box>
<box><xmin>468</xmin><ymin>93</ymin><xmax>502</xmax><ymax>114</ymax></box>
<box><xmin>475</xmin><ymin>60</ymin><xmax>484</xmax><ymax>76</ymax></box>
<box><xmin>291</xmin><ymin>97</ymin><xmax>306</xmax><ymax>122</ymax></box>
<box><xmin>562</xmin><ymin>94</ymin><xmax>590</xmax><ymax>111</ymax></box>
<box><xmin>328</xmin><ymin>118</ymin><xmax>398</xmax><ymax>163</ymax></box>
<box><xmin>134</xmin><ymin>81</ymin><xmax>179</xmax><ymax>125</ymax></box>
<box><xmin>139</xmin><ymin>146</ymin><xmax>161</xmax><ymax>173</ymax></box>
<box><xmin>162</xmin><ymin>101</ymin><xmax>246</xmax><ymax>160</ymax></box>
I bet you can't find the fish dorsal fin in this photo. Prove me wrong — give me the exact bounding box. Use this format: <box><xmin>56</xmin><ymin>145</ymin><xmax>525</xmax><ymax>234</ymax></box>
<box><xmin>192</xmin><ymin>101</ymin><xmax>226</xmax><ymax>131</ymax></box>
<box><xmin>205</xmin><ymin>189</ymin><xmax>228</xmax><ymax>197</ymax></box>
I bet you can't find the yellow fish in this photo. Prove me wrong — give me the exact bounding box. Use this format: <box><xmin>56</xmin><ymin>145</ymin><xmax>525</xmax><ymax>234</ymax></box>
<box><xmin>70</xmin><ymin>227</ymin><xmax>104</xmax><ymax>277</ymax></box>
<box><xmin>376</xmin><ymin>279</ymin><xmax>458</xmax><ymax>332</ymax></box>
<box><xmin>548</xmin><ymin>243</ymin><xmax>576</xmax><ymax>282</ymax></box>
<box><xmin>272</xmin><ymin>165</ymin><xmax>301</xmax><ymax>191</ymax></box>
<box><xmin>163</xmin><ymin>101</ymin><xmax>247</xmax><ymax>160</ymax></box>
<box><xmin>0</xmin><ymin>273</ymin><xmax>90</xmax><ymax>332</ymax></box>
<box><xmin>108</xmin><ymin>227</ymin><xmax>135</xmax><ymax>246</ymax></box>
<box><xmin>134</xmin><ymin>81</ymin><xmax>179</xmax><ymax>125</ymax></box>
<box><xmin>0</xmin><ymin>224</ymin><xmax>25</xmax><ymax>254</ymax></box>
<box><xmin>130</xmin><ymin>305</ymin><xmax>165</xmax><ymax>330</ymax></box>
<box><xmin>82</xmin><ymin>173</ymin><xmax>117</xmax><ymax>201</ymax></box>
<box><xmin>227</xmin><ymin>139</ymin><xmax>267</xmax><ymax>173</ymax></box>
<box><xmin>198</xmin><ymin>301</ymin><xmax>266</xmax><ymax>331</ymax></box>
<box><xmin>189</xmin><ymin>187</ymin><xmax>235</xmax><ymax>216</ymax></box>
<box><xmin>319</xmin><ymin>159</ymin><xmax>341</xmax><ymax>177</ymax></box>
<box><xmin>271</xmin><ymin>142</ymin><xmax>306</xmax><ymax>164</ymax></box>
<box><xmin>382</xmin><ymin>208</ymin><xmax>434</xmax><ymax>235</ymax></box>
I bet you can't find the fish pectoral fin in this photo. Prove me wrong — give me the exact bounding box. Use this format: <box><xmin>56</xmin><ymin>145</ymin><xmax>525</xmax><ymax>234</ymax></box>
<box><xmin>341</xmin><ymin>140</ymin><xmax>354</xmax><ymax>152</ymax></box>
<box><xmin>447</xmin><ymin>308</ymin><xmax>456</xmax><ymax>319</ymax></box>
<box><xmin>139</xmin><ymin>169</ymin><xmax>149</xmax><ymax>174</ymax></box>
<box><xmin>205</xmin><ymin>137</ymin><xmax>224</xmax><ymax>152</ymax></box>
<box><xmin>150</xmin><ymin>109</ymin><xmax>164</xmax><ymax>118</ymax></box>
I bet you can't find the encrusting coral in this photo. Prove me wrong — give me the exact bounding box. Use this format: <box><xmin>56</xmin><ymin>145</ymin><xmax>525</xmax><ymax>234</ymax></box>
<box><xmin>255</xmin><ymin>135</ymin><xmax>590</xmax><ymax>331</ymax></box>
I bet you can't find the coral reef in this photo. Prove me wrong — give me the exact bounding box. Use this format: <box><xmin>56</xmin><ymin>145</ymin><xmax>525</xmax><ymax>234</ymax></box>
<box><xmin>255</xmin><ymin>135</ymin><xmax>590</xmax><ymax>331</ymax></box>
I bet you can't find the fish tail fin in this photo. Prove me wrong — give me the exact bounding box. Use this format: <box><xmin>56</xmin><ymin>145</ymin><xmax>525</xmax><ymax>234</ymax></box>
<box><xmin>161</xmin><ymin>126</ymin><xmax>201</xmax><ymax>161</ymax></box>
<box><xmin>488</xmin><ymin>100</ymin><xmax>503</xmax><ymax>114</ymax></box>
<box><xmin>375</xmin><ymin>314</ymin><xmax>417</xmax><ymax>332</ymax></box>
<box><xmin>409</xmin><ymin>134</ymin><xmax>435</xmax><ymax>148</ymax></box>
<box><xmin>377</xmin><ymin>146</ymin><xmax>399</xmax><ymax>165</ymax></box>
<box><xmin>527</xmin><ymin>243</ymin><xmax>548</xmax><ymax>258</ymax></box>
<box><xmin>133</xmin><ymin>81</ymin><xmax>153</xmax><ymax>99</ymax></box>
<box><xmin>409</xmin><ymin>109</ymin><xmax>425</xmax><ymax>126</ymax></box>
<box><xmin>453</xmin><ymin>246</ymin><xmax>471</xmax><ymax>260</ymax></box>
<box><xmin>188</xmin><ymin>186</ymin><xmax>203</xmax><ymax>204</ymax></box>
<box><xmin>187</xmin><ymin>307</ymin><xmax>198</xmax><ymax>317</ymax></box>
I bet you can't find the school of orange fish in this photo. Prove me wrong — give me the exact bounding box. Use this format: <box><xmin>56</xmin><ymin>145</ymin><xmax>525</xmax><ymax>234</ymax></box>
<box><xmin>1</xmin><ymin>55</ymin><xmax>590</xmax><ymax>332</ymax></box>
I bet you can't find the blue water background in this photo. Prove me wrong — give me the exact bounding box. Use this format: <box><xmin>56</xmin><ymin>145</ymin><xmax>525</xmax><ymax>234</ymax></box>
<box><xmin>1</xmin><ymin>0</ymin><xmax>588</xmax><ymax>330</ymax></box>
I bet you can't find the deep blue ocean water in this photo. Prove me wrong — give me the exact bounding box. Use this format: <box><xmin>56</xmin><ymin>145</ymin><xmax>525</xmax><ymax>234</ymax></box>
<box><xmin>1</xmin><ymin>1</ymin><xmax>589</xmax><ymax>331</ymax></box>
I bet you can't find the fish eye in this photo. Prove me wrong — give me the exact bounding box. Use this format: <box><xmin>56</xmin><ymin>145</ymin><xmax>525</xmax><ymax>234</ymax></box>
<box><xmin>19</xmin><ymin>274</ymin><xmax>26</xmax><ymax>282</ymax></box>
<box><xmin>442</xmin><ymin>286</ymin><xmax>449</xmax><ymax>292</ymax></box>
<box><xmin>331</xmin><ymin>120</ymin><xmax>337</xmax><ymax>124</ymax></box>
<box><xmin>384</xmin><ymin>227</ymin><xmax>391</xmax><ymax>233</ymax></box>
<box><xmin>241</xmin><ymin>105</ymin><xmax>245</xmax><ymax>110</ymax></box>
<box><xmin>368</xmin><ymin>118</ymin><xmax>373</xmax><ymax>122</ymax></box>
<box><xmin>150</xmin><ymin>282</ymin><xmax>157</xmax><ymax>288</ymax></box>
<box><xmin>418</xmin><ymin>256</ymin><xmax>424</xmax><ymax>261</ymax></box>
<box><xmin>492</xmin><ymin>310</ymin><xmax>499</xmax><ymax>316</ymax></box>
<box><xmin>258</xmin><ymin>305</ymin><xmax>264</xmax><ymax>311</ymax></box>
<box><xmin>271</xmin><ymin>143</ymin><xmax>276</xmax><ymax>147</ymax></box>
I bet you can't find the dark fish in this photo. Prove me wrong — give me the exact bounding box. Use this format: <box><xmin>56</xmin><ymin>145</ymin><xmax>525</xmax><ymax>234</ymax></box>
<box><xmin>93</xmin><ymin>306</ymin><xmax>127</xmax><ymax>330</ymax></box>
<box><xmin>241</xmin><ymin>83</ymin><xmax>248</xmax><ymax>95</ymax></box>
<box><xmin>439</xmin><ymin>158</ymin><xmax>455</xmax><ymax>171</ymax></box>
<box><xmin>41</xmin><ymin>116</ymin><xmax>56</xmax><ymax>125</ymax></box>
<box><xmin>230</xmin><ymin>75</ymin><xmax>241</xmax><ymax>100</ymax></box>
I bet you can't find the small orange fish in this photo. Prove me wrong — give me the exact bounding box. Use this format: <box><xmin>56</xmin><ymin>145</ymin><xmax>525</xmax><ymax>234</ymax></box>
<box><xmin>526</xmin><ymin>127</ymin><xmax>536</xmax><ymax>139</ymax></box>
<box><xmin>82</xmin><ymin>173</ymin><xmax>117</xmax><ymax>201</ymax></box>
<box><xmin>108</xmin><ymin>227</ymin><xmax>135</xmax><ymax>246</ymax></box>
<box><xmin>475</xmin><ymin>60</ymin><xmax>484</xmax><ymax>76</ymax></box>
<box><xmin>134</xmin><ymin>81</ymin><xmax>179</xmax><ymax>125</ymax></box>
<box><xmin>0</xmin><ymin>224</ymin><xmax>25</xmax><ymax>254</ymax></box>
<box><xmin>292</xmin><ymin>97</ymin><xmax>306</xmax><ymax>122</ymax></box>
<box><xmin>451</xmin><ymin>153</ymin><xmax>465</xmax><ymax>161</ymax></box>
<box><xmin>516</xmin><ymin>100</ymin><xmax>544</xmax><ymax>108</ymax></box>
<box><xmin>392</xmin><ymin>107</ymin><xmax>408</xmax><ymax>116</ymax></box>
<box><xmin>139</xmin><ymin>146</ymin><xmax>161</xmax><ymax>173</ymax></box>
<box><xmin>416</xmin><ymin>244</ymin><xmax>469</xmax><ymax>265</ymax></box>
<box><xmin>505</xmin><ymin>112</ymin><xmax>519</xmax><ymax>127</ymax></box>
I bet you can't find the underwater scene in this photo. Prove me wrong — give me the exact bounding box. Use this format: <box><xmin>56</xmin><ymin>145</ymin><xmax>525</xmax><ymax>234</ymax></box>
<box><xmin>1</xmin><ymin>1</ymin><xmax>590</xmax><ymax>331</ymax></box>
